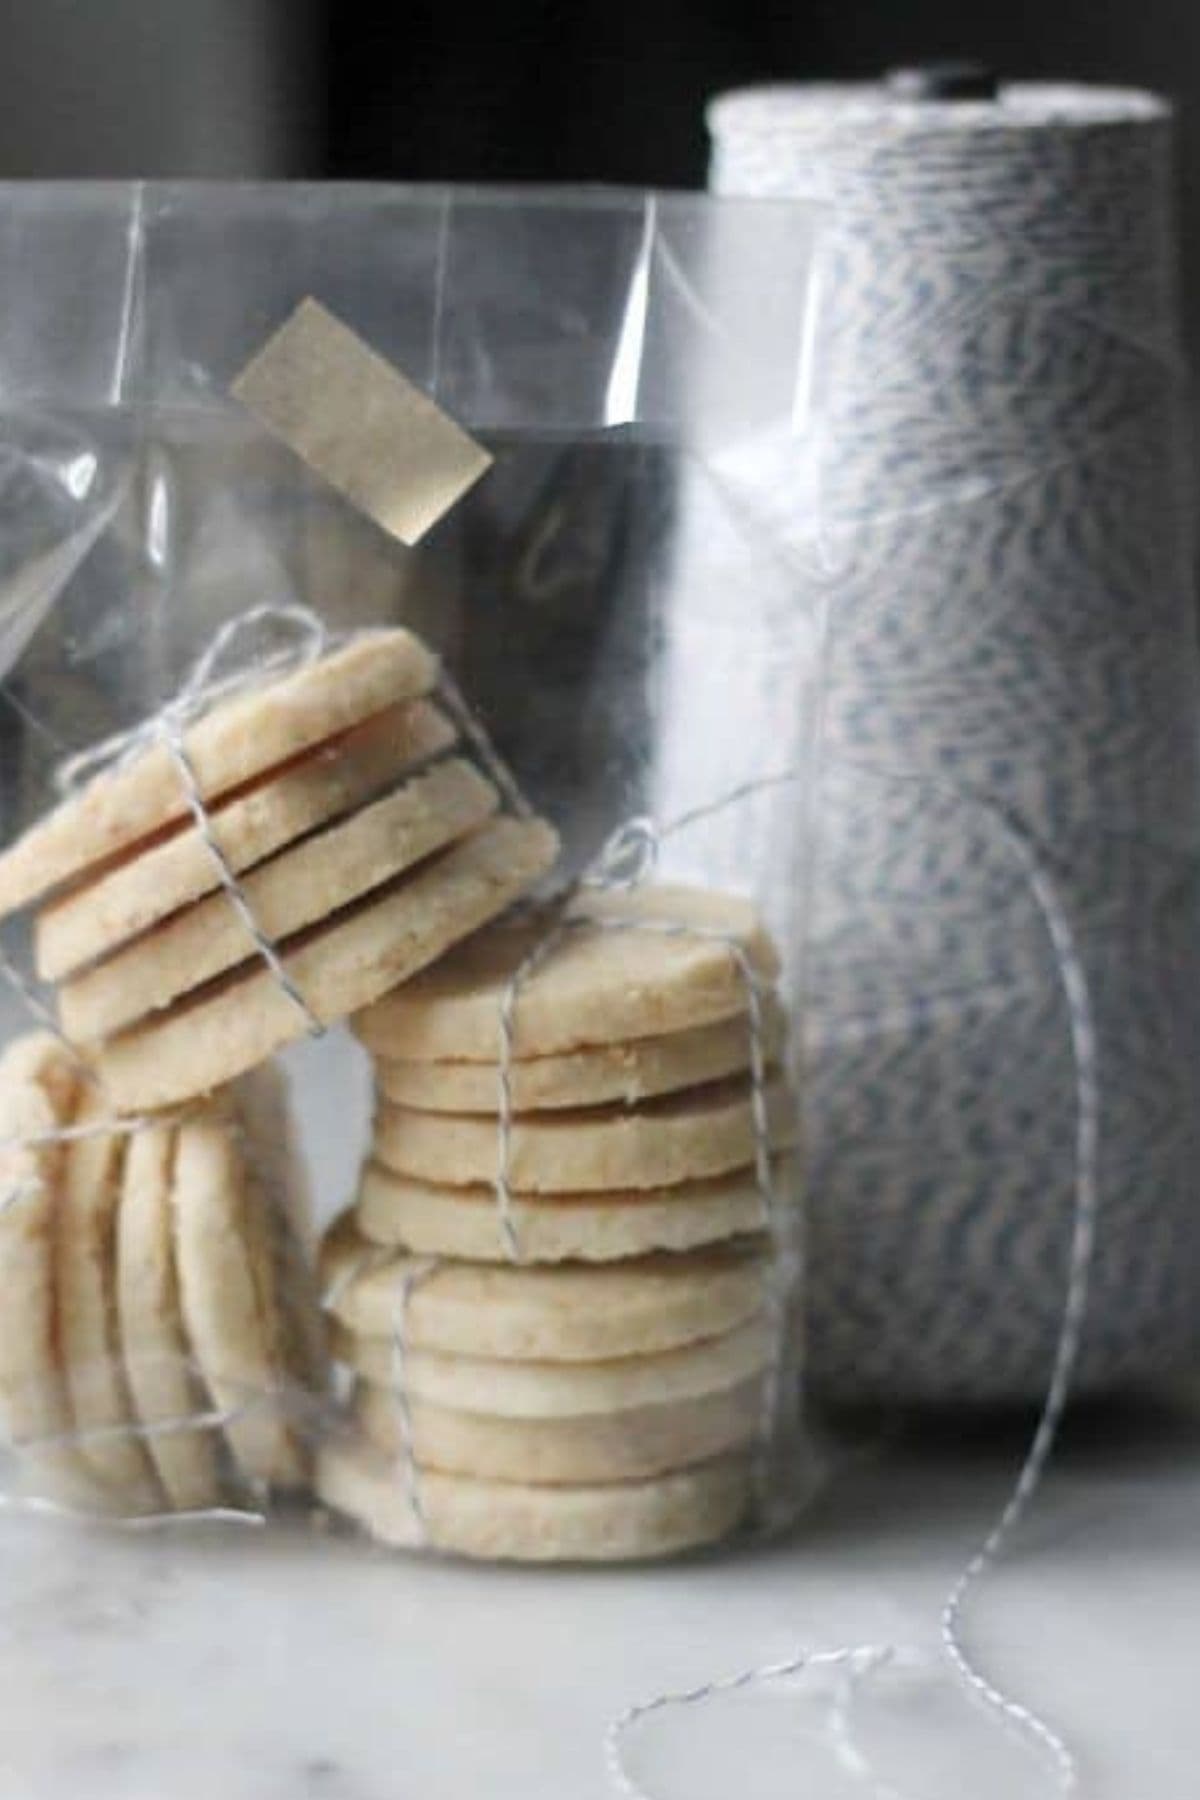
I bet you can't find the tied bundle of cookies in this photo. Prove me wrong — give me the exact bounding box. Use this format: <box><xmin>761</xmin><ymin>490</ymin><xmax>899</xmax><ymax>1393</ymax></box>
<box><xmin>0</xmin><ymin>625</ymin><xmax>558</xmax><ymax>1515</ymax></box>
<box><xmin>0</xmin><ymin>1038</ymin><xmax>324</xmax><ymax>1513</ymax></box>
<box><xmin>12</xmin><ymin>630</ymin><xmax>557</xmax><ymax>1111</ymax></box>
<box><xmin>318</xmin><ymin>884</ymin><xmax>800</xmax><ymax>1561</ymax></box>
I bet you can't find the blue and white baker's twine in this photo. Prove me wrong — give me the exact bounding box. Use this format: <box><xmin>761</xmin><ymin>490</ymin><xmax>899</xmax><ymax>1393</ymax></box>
<box><xmin>605</xmin><ymin>769</ymin><xmax>1098</xmax><ymax>1799</ymax></box>
<box><xmin>490</xmin><ymin>812</ymin><xmax>794</xmax><ymax>1510</ymax></box>
<box><xmin>705</xmin><ymin>82</ymin><xmax>1197</xmax><ymax>1407</ymax></box>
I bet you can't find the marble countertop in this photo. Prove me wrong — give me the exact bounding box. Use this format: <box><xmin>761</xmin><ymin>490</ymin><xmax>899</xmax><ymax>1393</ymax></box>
<box><xmin>0</xmin><ymin>1031</ymin><xmax>1190</xmax><ymax>1796</ymax></box>
<box><xmin>2</xmin><ymin>1393</ymin><xmax>1198</xmax><ymax>1800</ymax></box>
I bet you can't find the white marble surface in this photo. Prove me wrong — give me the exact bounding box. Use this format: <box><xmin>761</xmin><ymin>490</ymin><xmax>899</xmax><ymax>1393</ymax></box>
<box><xmin>2</xmin><ymin>1395</ymin><xmax>1198</xmax><ymax>1800</ymax></box>
<box><xmin>0</xmin><ymin>1027</ymin><xmax>1191</xmax><ymax>1795</ymax></box>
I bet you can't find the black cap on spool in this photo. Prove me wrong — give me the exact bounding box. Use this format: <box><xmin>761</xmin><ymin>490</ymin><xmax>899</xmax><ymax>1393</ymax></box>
<box><xmin>886</xmin><ymin>61</ymin><xmax>999</xmax><ymax>101</ymax></box>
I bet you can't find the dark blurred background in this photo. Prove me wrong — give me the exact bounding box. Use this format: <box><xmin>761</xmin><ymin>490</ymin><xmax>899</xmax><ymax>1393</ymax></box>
<box><xmin>0</xmin><ymin>0</ymin><xmax>1192</xmax><ymax>185</ymax></box>
<box><xmin>0</xmin><ymin>0</ymin><xmax>1193</xmax><ymax>331</ymax></box>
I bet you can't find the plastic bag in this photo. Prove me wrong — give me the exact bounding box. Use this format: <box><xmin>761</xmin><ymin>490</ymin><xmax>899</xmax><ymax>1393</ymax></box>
<box><xmin>0</xmin><ymin>184</ymin><xmax>821</xmax><ymax>1574</ymax></box>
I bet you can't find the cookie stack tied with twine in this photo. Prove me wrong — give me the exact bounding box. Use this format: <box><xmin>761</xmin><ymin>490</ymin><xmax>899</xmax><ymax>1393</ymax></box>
<box><xmin>0</xmin><ymin>1034</ymin><xmax>326</xmax><ymax>1514</ymax></box>
<box><xmin>0</xmin><ymin>608</ymin><xmax>558</xmax><ymax>1515</ymax></box>
<box><xmin>317</xmin><ymin>879</ymin><xmax>803</xmax><ymax>1561</ymax></box>
<box><xmin>0</xmin><ymin>615</ymin><xmax>556</xmax><ymax>1113</ymax></box>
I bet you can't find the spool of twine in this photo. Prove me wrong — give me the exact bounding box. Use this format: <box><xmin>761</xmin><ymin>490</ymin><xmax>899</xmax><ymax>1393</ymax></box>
<box><xmin>706</xmin><ymin>79</ymin><xmax>1200</xmax><ymax>1401</ymax></box>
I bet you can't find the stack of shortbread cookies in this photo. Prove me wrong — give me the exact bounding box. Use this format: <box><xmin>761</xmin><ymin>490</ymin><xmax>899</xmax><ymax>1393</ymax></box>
<box><xmin>0</xmin><ymin>1036</ymin><xmax>325</xmax><ymax>1513</ymax></box>
<box><xmin>317</xmin><ymin>884</ymin><xmax>800</xmax><ymax>1560</ymax></box>
<box><xmin>0</xmin><ymin>626</ymin><xmax>558</xmax><ymax>1514</ymax></box>
<box><xmin>5</xmin><ymin>630</ymin><xmax>555</xmax><ymax>1112</ymax></box>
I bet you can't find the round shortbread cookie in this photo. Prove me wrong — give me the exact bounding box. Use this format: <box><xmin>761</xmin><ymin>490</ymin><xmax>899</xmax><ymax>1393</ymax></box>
<box><xmin>59</xmin><ymin>759</ymin><xmax>498</xmax><ymax>1039</ymax></box>
<box><xmin>321</xmin><ymin>1213</ymin><xmax>766</xmax><ymax>1360</ymax></box>
<box><xmin>353</xmin><ymin>883</ymin><xmax>780</xmax><ymax>1061</ymax></box>
<box><xmin>0</xmin><ymin>1033</ymin><xmax>106</xmax><ymax>1508</ymax></box>
<box><xmin>116</xmin><ymin>1122</ymin><xmax>222</xmax><ymax>1511</ymax></box>
<box><xmin>372</xmin><ymin>1002</ymin><xmax>786</xmax><ymax>1114</ymax></box>
<box><xmin>330</xmin><ymin>1312</ymin><xmax>769</xmax><ymax>1418</ymax></box>
<box><xmin>353</xmin><ymin>1377</ymin><xmax>763</xmax><ymax>1484</ymax></box>
<box><xmin>234</xmin><ymin>1064</ymin><xmax>329</xmax><ymax>1408</ymax></box>
<box><xmin>316</xmin><ymin>1440</ymin><xmax>751</xmax><ymax>1559</ymax></box>
<box><xmin>372</xmin><ymin>1076</ymin><xmax>794</xmax><ymax>1194</ymax></box>
<box><xmin>356</xmin><ymin>1158</ymin><xmax>796</xmax><ymax>1263</ymax></box>
<box><xmin>57</xmin><ymin>1088</ymin><xmax>163</xmax><ymax>1511</ymax></box>
<box><xmin>0</xmin><ymin>628</ymin><xmax>437</xmax><ymax>918</ymax></box>
<box><xmin>36</xmin><ymin>699</ymin><xmax>455</xmax><ymax>980</ymax></box>
<box><xmin>173</xmin><ymin>1068</ymin><xmax>327</xmax><ymax>1490</ymax></box>
<box><xmin>91</xmin><ymin>817</ymin><xmax>560</xmax><ymax>1112</ymax></box>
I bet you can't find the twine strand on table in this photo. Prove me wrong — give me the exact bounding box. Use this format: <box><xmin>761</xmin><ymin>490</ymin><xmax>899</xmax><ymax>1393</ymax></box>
<box><xmin>606</xmin><ymin>765</ymin><xmax>1097</xmax><ymax>1798</ymax></box>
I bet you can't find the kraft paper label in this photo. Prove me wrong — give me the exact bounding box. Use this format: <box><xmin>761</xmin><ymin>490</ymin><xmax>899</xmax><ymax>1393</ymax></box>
<box><xmin>232</xmin><ymin>298</ymin><xmax>491</xmax><ymax>545</ymax></box>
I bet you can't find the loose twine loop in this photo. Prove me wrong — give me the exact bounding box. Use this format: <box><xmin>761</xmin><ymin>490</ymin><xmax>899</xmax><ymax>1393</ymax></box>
<box><xmin>606</xmin><ymin>772</ymin><xmax>1099</xmax><ymax>1800</ymax></box>
<box><xmin>52</xmin><ymin>602</ymin><xmax>332</xmax><ymax>798</ymax></box>
<box><xmin>0</xmin><ymin>604</ymin><xmax>1098</xmax><ymax>1797</ymax></box>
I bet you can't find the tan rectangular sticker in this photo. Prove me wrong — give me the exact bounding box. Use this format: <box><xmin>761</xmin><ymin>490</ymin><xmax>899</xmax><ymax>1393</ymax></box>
<box><xmin>232</xmin><ymin>298</ymin><xmax>491</xmax><ymax>545</ymax></box>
